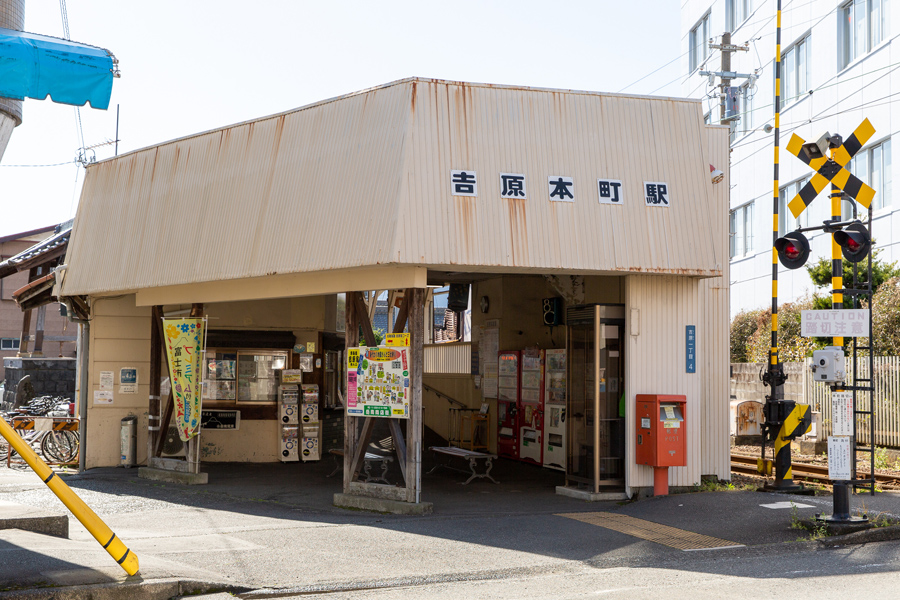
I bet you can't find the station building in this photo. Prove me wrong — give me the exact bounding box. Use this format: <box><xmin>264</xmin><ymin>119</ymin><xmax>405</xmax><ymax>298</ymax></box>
<box><xmin>54</xmin><ymin>78</ymin><xmax>731</xmax><ymax>507</ymax></box>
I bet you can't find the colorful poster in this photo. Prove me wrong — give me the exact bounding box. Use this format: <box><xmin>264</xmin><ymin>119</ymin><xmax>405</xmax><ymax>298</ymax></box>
<box><xmin>163</xmin><ymin>318</ymin><xmax>205</xmax><ymax>442</ymax></box>
<box><xmin>346</xmin><ymin>345</ymin><xmax>410</xmax><ymax>418</ymax></box>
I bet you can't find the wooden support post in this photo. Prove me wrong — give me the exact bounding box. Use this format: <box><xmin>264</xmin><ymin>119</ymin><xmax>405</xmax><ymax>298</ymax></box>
<box><xmin>352</xmin><ymin>292</ymin><xmax>378</xmax><ymax>347</ymax></box>
<box><xmin>343</xmin><ymin>292</ymin><xmax>360</xmax><ymax>492</ymax></box>
<box><xmin>407</xmin><ymin>287</ymin><xmax>425</xmax><ymax>503</ymax></box>
<box><xmin>393</xmin><ymin>292</ymin><xmax>410</xmax><ymax>334</ymax></box>
<box><xmin>18</xmin><ymin>308</ymin><xmax>32</xmax><ymax>356</ymax></box>
<box><xmin>148</xmin><ymin>306</ymin><xmax>163</xmax><ymax>462</ymax></box>
<box><xmin>153</xmin><ymin>390</ymin><xmax>174</xmax><ymax>459</ymax></box>
<box><xmin>33</xmin><ymin>305</ymin><xmax>46</xmax><ymax>355</ymax></box>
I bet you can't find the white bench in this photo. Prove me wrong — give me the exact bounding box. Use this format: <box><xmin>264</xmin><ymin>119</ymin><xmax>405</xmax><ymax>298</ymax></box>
<box><xmin>427</xmin><ymin>446</ymin><xmax>499</xmax><ymax>485</ymax></box>
<box><xmin>327</xmin><ymin>448</ymin><xmax>394</xmax><ymax>484</ymax></box>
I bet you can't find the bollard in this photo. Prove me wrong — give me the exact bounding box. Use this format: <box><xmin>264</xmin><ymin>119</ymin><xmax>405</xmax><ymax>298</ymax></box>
<box><xmin>0</xmin><ymin>415</ymin><xmax>139</xmax><ymax>575</ymax></box>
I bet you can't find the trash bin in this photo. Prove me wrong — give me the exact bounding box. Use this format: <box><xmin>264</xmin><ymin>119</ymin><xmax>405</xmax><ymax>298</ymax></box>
<box><xmin>120</xmin><ymin>415</ymin><xmax>137</xmax><ymax>468</ymax></box>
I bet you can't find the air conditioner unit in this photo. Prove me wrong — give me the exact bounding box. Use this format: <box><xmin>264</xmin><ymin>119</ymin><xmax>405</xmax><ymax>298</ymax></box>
<box><xmin>161</xmin><ymin>425</ymin><xmax>186</xmax><ymax>458</ymax></box>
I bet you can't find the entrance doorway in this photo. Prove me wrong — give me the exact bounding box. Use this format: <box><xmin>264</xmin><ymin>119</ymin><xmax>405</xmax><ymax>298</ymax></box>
<box><xmin>566</xmin><ymin>304</ymin><xmax>625</xmax><ymax>491</ymax></box>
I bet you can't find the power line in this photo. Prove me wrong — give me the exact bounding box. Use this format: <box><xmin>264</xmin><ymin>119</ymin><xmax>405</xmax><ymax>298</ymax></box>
<box><xmin>0</xmin><ymin>160</ymin><xmax>76</xmax><ymax>168</ymax></box>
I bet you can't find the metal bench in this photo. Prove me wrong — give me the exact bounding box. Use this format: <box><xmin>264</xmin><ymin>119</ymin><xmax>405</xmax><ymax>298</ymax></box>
<box><xmin>327</xmin><ymin>448</ymin><xmax>394</xmax><ymax>484</ymax></box>
<box><xmin>427</xmin><ymin>446</ymin><xmax>499</xmax><ymax>485</ymax></box>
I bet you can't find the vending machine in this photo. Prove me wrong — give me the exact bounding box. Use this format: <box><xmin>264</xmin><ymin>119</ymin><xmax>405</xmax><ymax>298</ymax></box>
<box><xmin>300</xmin><ymin>384</ymin><xmax>321</xmax><ymax>461</ymax></box>
<box><xmin>518</xmin><ymin>349</ymin><xmax>543</xmax><ymax>465</ymax></box>
<box><xmin>278</xmin><ymin>384</ymin><xmax>300</xmax><ymax>462</ymax></box>
<box><xmin>497</xmin><ymin>351</ymin><xmax>520</xmax><ymax>460</ymax></box>
<box><xmin>543</xmin><ymin>348</ymin><xmax>567</xmax><ymax>471</ymax></box>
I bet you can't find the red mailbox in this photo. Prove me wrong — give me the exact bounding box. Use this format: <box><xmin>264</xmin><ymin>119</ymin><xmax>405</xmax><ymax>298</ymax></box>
<box><xmin>636</xmin><ymin>394</ymin><xmax>686</xmax><ymax>496</ymax></box>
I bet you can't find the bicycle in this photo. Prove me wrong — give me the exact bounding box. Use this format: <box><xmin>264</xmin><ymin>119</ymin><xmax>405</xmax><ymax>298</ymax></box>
<box><xmin>0</xmin><ymin>396</ymin><xmax>80</xmax><ymax>465</ymax></box>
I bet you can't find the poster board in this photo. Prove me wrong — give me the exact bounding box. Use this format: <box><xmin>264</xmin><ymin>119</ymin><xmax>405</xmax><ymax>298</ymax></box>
<box><xmin>479</xmin><ymin>320</ymin><xmax>499</xmax><ymax>399</ymax></box>
<box><xmin>346</xmin><ymin>346</ymin><xmax>410</xmax><ymax>418</ymax></box>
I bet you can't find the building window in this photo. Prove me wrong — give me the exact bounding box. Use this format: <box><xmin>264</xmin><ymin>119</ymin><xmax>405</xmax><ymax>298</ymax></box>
<box><xmin>0</xmin><ymin>338</ymin><xmax>20</xmax><ymax>351</ymax></box>
<box><xmin>841</xmin><ymin>0</ymin><xmax>890</xmax><ymax>68</ymax></box>
<box><xmin>778</xmin><ymin>178</ymin><xmax>810</xmax><ymax>236</ymax></box>
<box><xmin>849</xmin><ymin>139</ymin><xmax>892</xmax><ymax>211</ymax></box>
<box><xmin>730</xmin><ymin>202</ymin><xmax>755</xmax><ymax>258</ymax></box>
<box><xmin>690</xmin><ymin>13</ymin><xmax>710</xmax><ymax>72</ymax></box>
<box><xmin>782</xmin><ymin>35</ymin><xmax>810</xmax><ymax>105</ymax></box>
<box><xmin>727</xmin><ymin>0</ymin><xmax>753</xmax><ymax>31</ymax></box>
<box><xmin>202</xmin><ymin>349</ymin><xmax>288</xmax><ymax>404</ymax></box>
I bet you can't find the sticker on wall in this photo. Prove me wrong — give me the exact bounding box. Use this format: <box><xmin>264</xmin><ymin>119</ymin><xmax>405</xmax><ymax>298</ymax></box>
<box><xmin>119</xmin><ymin>367</ymin><xmax>138</xmax><ymax>394</ymax></box>
<box><xmin>500</xmin><ymin>173</ymin><xmax>527</xmax><ymax>199</ymax></box>
<box><xmin>451</xmin><ymin>170</ymin><xmax>478</xmax><ymax>197</ymax></box>
<box><xmin>99</xmin><ymin>371</ymin><xmax>114</xmax><ymax>391</ymax></box>
<box><xmin>548</xmin><ymin>176</ymin><xmax>574</xmax><ymax>202</ymax></box>
<box><xmin>94</xmin><ymin>390</ymin><xmax>113</xmax><ymax>405</ymax></box>
<box><xmin>643</xmin><ymin>181</ymin><xmax>670</xmax><ymax>206</ymax></box>
<box><xmin>597</xmin><ymin>179</ymin><xmax>623</xmax><ymax>205</ymax></box>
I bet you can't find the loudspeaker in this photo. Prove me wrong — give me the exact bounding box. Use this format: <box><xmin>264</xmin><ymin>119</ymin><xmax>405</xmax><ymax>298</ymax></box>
<box><xmin>447</xmin><ymin>284</ymin><xmax>470</xmax><ymax>312</ymax></box>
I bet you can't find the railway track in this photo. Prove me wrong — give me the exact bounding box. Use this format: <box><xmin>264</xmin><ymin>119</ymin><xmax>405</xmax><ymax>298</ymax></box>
<box><xmin>731</xmin><ymin>453</ymin><xmax>900</xmax><ymax>489</ymax></box>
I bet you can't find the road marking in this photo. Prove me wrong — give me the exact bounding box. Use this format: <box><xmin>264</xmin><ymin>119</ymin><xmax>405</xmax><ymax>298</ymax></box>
<box><xmin>558</xmin><ymin>512</ymin><xmax>744</xmax><ymax>551</ymax></box>
<box><xmin>760</xmin><ymin>502</ymin><xmax>815</xmax><ymax>509</ymax></box>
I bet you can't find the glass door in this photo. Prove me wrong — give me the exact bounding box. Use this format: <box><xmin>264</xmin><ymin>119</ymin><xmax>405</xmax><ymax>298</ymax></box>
<box><xmin>566</xmin><ymin>305</ymin><xmax>625</xmax><ymax>490</ymax></box>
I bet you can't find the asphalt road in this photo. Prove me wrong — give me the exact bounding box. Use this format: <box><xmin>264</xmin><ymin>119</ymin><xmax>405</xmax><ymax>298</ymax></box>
<box><xmin>236</xmin><ymin>542</ymin><xmax>900</xmax><ymax>599</ymax></box>
<box><xmin>0</xmin><ymin>461</ymin><xmax>898</xmax><ymax>599</ymax></box>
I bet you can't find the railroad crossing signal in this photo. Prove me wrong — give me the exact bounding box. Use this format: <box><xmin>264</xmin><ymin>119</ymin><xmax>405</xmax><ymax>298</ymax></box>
<box><xmin>785</xmin><ymin>119</ymin><xmax>876</xmax><ymax>218</ymax></box>
<box><xmin>834</xmin><ymin>222</ymin><xmax>871</xmax><ymax>263</ymax></box>
<box><xmin>774</xmin><ymin>231</ymin><xmax>811</xmax><ymax>269</ymax></box>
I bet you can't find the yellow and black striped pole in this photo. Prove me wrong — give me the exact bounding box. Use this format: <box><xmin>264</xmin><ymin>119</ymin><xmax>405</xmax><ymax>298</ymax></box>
<box><xmin>0</xmin><ymin>416</ymin><xmax>140</xmax><ymax>576</ymax></box>
<box><xmin>770</xmin><ymin>1</ymin><xmax>782</xmax><ymax>374</ymax></box>
<box><xmin>831</xmin><ymin>184</ymin><xmax>844</xmax><ymax>340</ymax></box>
<box><xmin>763</xmin><ymin>0</ymin><xmax>811</xmax><ymax>491</ymax></box>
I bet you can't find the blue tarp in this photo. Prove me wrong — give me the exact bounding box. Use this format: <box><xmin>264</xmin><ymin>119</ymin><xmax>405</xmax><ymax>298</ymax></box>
<box><xmin>0</xmin><ymin>27</ymin><xmax>115</xmax><ymax>110</ymax></box>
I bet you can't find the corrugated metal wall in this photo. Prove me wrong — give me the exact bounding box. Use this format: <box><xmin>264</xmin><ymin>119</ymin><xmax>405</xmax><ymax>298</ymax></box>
<box><xmin>64</xmin><ymin>82</ymin><xmax>413</xmax><ymax>295</ymax></box>
<box><xmin>63</xmin><ymin>79</ymin><xmax>725</xmax><ymax>297</ymax></box>
<box><xmin>624</xmin><ymin>275</ymin><xmax>702</xmax><ymax>490</ymax></box>
<box><xmin>400</xmin><ymin>81</ymin><xmax>723</xmax><ymax>275</ymax></box>
<box><xmin>699</xmin><ymin>125</ymin><xmax>731</xmax><ymax>480</ymax></box>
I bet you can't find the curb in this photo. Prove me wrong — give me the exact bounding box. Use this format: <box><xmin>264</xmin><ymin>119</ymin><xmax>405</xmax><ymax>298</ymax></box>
<box><xmin>819</xmin><ymin>524</ymin><xmax>900</xmax><ymax>547</ymax></box>
<box><xmin>0</xmin><ymin>578</ymin><xmax>246</xmax><ymax>600</ymax></box>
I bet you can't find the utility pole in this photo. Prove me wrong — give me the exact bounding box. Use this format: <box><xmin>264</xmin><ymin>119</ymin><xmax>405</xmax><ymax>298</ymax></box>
<box><xmin>701</xmin><ymin>33</ymin><xmax>750</xmax><ymax>129</ymax></box>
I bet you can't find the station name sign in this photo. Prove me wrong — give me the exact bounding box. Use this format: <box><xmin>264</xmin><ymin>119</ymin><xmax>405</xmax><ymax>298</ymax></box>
<box><xmin>800</xmin><ymin>309</ymin><xmax>870</xmax><ymax>338</ymax></box>
<box><xmin>451</xmin><ymin>170</ymin><xmax>670</xmax><ymax>206</ymax></box>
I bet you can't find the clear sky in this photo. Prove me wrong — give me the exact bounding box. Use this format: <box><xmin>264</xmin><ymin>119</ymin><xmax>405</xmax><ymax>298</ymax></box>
<box><xmin>0</xmin><ymin>0</ymin><xmax>683</xmax><ymax>238</ymax></box>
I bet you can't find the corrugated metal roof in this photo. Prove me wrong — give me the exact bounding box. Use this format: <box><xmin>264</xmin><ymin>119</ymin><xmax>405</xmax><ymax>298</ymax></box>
<box><xmin>61</xmin><ymin>78</ymin><xmax>726</xmax><ymax>297</ymax></box>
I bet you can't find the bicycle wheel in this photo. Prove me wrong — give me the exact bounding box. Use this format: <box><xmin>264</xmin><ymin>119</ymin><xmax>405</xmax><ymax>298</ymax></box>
<box><xmin>41</xmin><ymin>430</ymin><xmax>79</xmax><ymax>464</ymax></box>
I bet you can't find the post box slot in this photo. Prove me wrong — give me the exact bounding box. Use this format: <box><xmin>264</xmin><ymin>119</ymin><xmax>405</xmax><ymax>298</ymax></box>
<box><xmin>659</xmin><ymin>404</ymin><xmax>683</xmax><ymax>428</ymax></box>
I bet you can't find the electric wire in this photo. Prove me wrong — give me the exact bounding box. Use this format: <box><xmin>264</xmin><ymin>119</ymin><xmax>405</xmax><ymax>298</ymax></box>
<box><xmin>0</xmin><ymin>160</ymin><xmax>77</xmax><ymax>168</ymax></box>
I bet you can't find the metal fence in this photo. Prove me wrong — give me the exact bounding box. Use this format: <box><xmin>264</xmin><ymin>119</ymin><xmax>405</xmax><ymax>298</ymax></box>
<box><xmin>424</xmin><ymin>342</ymin><xmax>472</xmax><ymax>375</ymax></box>
<box><xmin>806</xmin><ymin>356</ymin><xmax>900</xmax><ymax>448</ymax></box>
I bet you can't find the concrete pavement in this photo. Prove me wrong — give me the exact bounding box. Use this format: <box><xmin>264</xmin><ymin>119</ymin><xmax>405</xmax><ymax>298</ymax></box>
<box><xmin>0</xmin><ymin>457</ymin><xmax>897</xmax><ymax>599</ymax></box>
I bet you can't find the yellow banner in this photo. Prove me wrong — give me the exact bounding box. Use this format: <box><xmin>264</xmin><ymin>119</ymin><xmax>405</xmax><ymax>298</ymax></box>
<box><xmin>163</xmin><ymin>318</ymin><xmax>205</xmax><ymax>442</ymax></box>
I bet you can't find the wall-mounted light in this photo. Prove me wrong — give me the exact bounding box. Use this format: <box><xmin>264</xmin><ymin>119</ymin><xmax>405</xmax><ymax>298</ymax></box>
<box><xmin>710</xmin><ymin>164</ymin><xmax>724</xmax><ymax>185</ymax></box>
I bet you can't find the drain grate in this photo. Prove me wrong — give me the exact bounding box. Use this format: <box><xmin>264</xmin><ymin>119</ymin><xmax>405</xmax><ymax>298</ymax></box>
<box><xmin>559</xmin><ymin>512</ymin><xmax>744</xmax><ymax>551</ymax></box>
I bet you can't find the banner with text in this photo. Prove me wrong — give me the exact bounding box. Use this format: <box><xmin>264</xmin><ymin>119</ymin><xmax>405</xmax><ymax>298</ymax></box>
<box><xmin>800</xmin><ymin>309</ymin><xmax>869</xmax><ymax>338</ymax></box>
<box><xmin>163</xmin><ymin>318</ymin><xmax>206</xmax><ymax>441</ymax></box>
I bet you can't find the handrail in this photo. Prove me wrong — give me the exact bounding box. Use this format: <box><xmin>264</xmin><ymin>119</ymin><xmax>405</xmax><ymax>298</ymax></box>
<box><xmin>422</xmin><ymin>383</ymin><xmax>467</xmax><ymax>408</ymax></box>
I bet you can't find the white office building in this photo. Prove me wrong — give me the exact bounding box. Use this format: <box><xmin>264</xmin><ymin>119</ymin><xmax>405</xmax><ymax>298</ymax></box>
<box><xmin>682</xmin><ymin>0</ymin><xmax>896</xmax><ymax>316</ymax></box>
